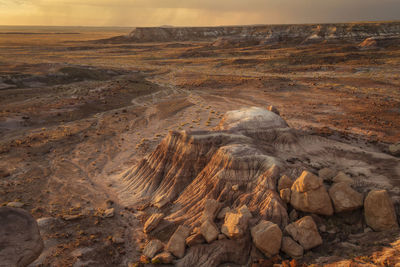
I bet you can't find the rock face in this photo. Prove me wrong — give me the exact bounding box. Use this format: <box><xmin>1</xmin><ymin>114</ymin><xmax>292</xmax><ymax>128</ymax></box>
<box><xmin>364</xmin><ymin>190</ymin><xmax>399</xmax><ymax>231</ymax></box>
<box><xmin>144</xmin><ymin>213</ymin><xmax>164</xmax><ymax>233</ymax></box>
<box><xmin>290</xmin><ymin>171</ymin><xmax>334</xmax><ymax>216</ymax></box>
<box><xmin>166</xmin><ymin>225</ymin><xmax>191</xmax><ymax>258</ymax></box>
<box><xmin>285</xmin><ymin>216</ymin><xmax>322</xmax><ymax>250</ymax></box>
<box><xmin>281</xmin><ymin>236</ymin><xmax>304</xmax><ymax>259</ymax></box>
<box><xmin>328</xmin><ymin>182</ymin><xmax>363</xmax><ymax>213</ymax></box>
<box><xmin>0</xmin><ymin>207</ymin><xmax>44</xmax><ymax>266</ymax></box>
<box><xmin>250</xmin><ymin>220</ymin><xmax>282</xmax><ymax>258</ymax></box>
<box><xmin>103</xmin><ymin>22</ymin><xmax>400</xmax><ymax>45</ymax></box>
<box><xmin>143</xmin><ymin>239</ymin><xmax>164</xmax><ymax>258</ymax></box>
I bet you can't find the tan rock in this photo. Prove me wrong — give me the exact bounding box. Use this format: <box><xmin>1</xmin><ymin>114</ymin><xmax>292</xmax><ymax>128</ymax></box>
<box><xmin>281</xmin><ymin>236</ymin><xmax>303</xmax><ymax>259</ymax></box>
<box><xmin>280</xmin><ymin>188</ymin><xmax>291</xmax><ymax>203</ymax></box>
<box><xmin>278</xmin><ymin>175</ymin><xmax>293</xmax><ymax>191</ymax></box>
<box><xmin>217</xmin><ymin>207</ymin><xmax>231</xmax><ymax>220</ymax></box>
<box><xmin>186</xmin><ymin>233</ymin><xmax>205</xmax><ymax>247</ymax></box>
<box><xmin>143</xmin><ymin>239</ymin><xmax>163</xmax><ymax>258</ymax></box>
<box><xmin>364</xmin><ymin>190</ymin><xmax>399</xmax><ymax>231</ymax></box>
<box><xmin>166</xmin><ymin>225</ymin><xmax>191</xmax><ymax>258</ymax></box>
<box><xmin>221</xmin><ymin>207</ymin><xmax>251</xmax><ymax>239</ymax></box>
<box><xmin>152</xmin><ymin>251</ymin><xmax>173</xmax><ymax>264</ymax></box>
<box><xmin>318</xmin><ymin>168</ymin><xmax>337</xmax><ymax>182</ymax></box>
<box><xmin>200</xmin><ymin>220</ymin><xmax>219</xmax><ymax>243</ymax></box>
<box><xmin>332</xmin><ymin>172</ymin><xmax>354</xmax><ymax>185</ymax></box>
<box><xmin>290</xmin><ymin>171</ymin><xmax>333</xmax><ymax>216</ymax></box>
<box><xmin>6</xmin><ymin>202</ymin><xmax>24</xmax><ymax>208</ymax></box>
<box><xmin>389</xmin><ymin>142</ymin><xmax>400</xmax><ymax>156</ymax></box>
<box><xmin>144</xmin><ymin>213</ymin><xmax>164</xmax><ymax>233</ymax></box>
<box><xmin>202</xmin><ymin>199</ymin><xmax>222</xmax><ymax>222</ymax></box>
<box><xmin>328</xmin><ymin>182</ymin><xmax>363</xmax><ymax>213</ymax></box>
<box><xmin>285</xmin><ymin>216</ymin><xmax>322</xmax><ymax>250</ymax></box>
<box><xmin>103</xmin><ymin>208</ymin><xmax>115</xmax><ymax>218</ymax></box>
<box><xmin>251</xmin><ymin>220</ymin><xmax>282</xmax><ymax>258</ymax></box>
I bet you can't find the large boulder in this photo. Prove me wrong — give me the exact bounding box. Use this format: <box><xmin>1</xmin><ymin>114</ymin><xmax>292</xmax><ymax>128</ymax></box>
<box><xmin>251</xmin><ymin>220</ymin><xmax>282</xmax><ymax>258</ymax></box>
<box><xmin>143</xmin><ymin>239</ymin><xmax>164</xmax><ymax>258</ymax></box>
<box><xmin>364</xmin><ymin>190</ymin><xmax>399</xmax><ymax>231</ymax></box>
<box><xmin>166</xmin><ymin>225</ymin><xmax>191</xmax><ymax>258</ymax></box>
<box><xmin>200</xmin><ymin>220</ymin><xmax>219</xmax><ymax>243</ymax></box>
<box><xmin>328</xmin><ymin>182</ymin><xmax>363</xmax><ymax>213</ymax></box>
<box><xmin>281</xmin><ymin>236</ymin><xmax>304</xmax><ymax>259</ymax></box>
<box><xmin>144</xmin><ymin>213</ymin><xmax>164</xmax><ymax>233</ymax></box>
<box><xmin>290</xmin><ymin>171</ymin><xmax>334</xmax><ymax>216</ymax></box>
<box><xmin>0</xmin><ymin>207</ymin><xmax>44</xmax><ymax>266</ymax></box>
<box><xmin>284</xmin><ymin>216</ymin><xmax>322</xmax><ymax>250</ymax></box>
<box><xmin>221</xmin><ymin>206</ymin><xmax>252</xmax><ymax>239</ymax></box>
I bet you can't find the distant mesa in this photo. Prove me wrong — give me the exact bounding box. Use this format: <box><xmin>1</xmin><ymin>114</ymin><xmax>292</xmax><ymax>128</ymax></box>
<box><xmin>97</xmin><ymin>21</ymin><xmax>400</xmax><ymax>46</ymax></box>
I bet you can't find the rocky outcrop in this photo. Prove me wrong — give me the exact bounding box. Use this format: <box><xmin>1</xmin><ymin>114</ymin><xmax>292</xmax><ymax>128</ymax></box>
<box><xmin>328</xmin><ymin>182</ymin><xmax>363</xmax><ymax>213</ymax></box>
<box><xmin>101</xmin><ymin>22</ymin><xmax>400</xmax><ymax>45</ymax></box>
<box><xmin>364</xmin><ymin>190</ymin><xmax>399</xmax><ymax>231</ymax></box>
<box><xmin>290</xmin><ymin>171</ymin><xmax>334</xmax><ymax>216</ymax></box>
<box><xmin>285</xmin><ymin>216</ymin><xmax>322</xmax><ymax>250</ymax></box>
<box><xmin>250</xmin><ymin>220</ymin><xmax>282</xmax><ymax>258</ymax></box>
<box><xmin>0</xmin><ymin>207</ymin><xmax>44</xmax><ymax>266</ymax></box>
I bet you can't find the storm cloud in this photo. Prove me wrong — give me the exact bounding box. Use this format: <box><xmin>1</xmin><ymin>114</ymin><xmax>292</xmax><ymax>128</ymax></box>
<box><xmin>0</xmin><ymin>0</ymin><xmax>399</xmax><ymax>26</ymax></box>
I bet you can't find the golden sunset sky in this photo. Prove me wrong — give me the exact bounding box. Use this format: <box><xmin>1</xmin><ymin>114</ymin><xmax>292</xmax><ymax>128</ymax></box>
<box><xmin>1</xmin><ymin>0</ymin><xmax>399</xmax><ymax>26</ymax></box>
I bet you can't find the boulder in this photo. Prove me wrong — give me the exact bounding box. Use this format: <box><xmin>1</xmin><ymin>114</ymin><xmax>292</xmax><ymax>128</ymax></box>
<box><xmin>364</xmin><ymin>190</ymin><xmax>399</xmax><ymax>231</ymax></box>
<box><xmin>278</xmin><ymin>175</ymin><xmax>293</xmax><ymax>191</ymax></box>
<box><xmin>328</xmin><ymin>182</ymin><xmax>363</xmax><ymax>213</ymax></box>
<box><xmin>332</xmin><ymin>171</ymin><xmax>354</xmax><ymax>185</ymax></box>
<box><xmin>152</xmin><ymin>251</ymin><xmax>174</xmax><ymax>264</ymax></box>
<box><xmin>186</xmin><ymin>233</ymin><xmax>205</xmax><ymax>247</ymax></box>
<box><xmin>318</xmin><ymin>168</ymin><xmax>337</xmax><ymax>182</ymax></box>
<box><xmin>143</xmin><ymin>239</ymin><xmax>164</xmax><ymax>258</ymax></box>
<box><xmin>144</xmin><ymin>213</ymin><xmax>164</xmax><ymax>233</ymax></box>
<box><xmin>389</xmin><ymin>142</ymin><xmax>400</xmax><ymax>156</ymax></box>
<box><xmin>166</xmin><ymin>225</ymin><xmax>191</xmax><ymax>258</ymax></box>
<box><xmin>290</xmin><ymin>171</ymin><xmax>334</xmax><ymax>216</ymax></box>
<box><xmin>285</xmin><ymin>216</ymin><xmax>322</xmax><ymax>250</ymax></box>
<box><xmin>281</xmin><ymin>236</ymin><xmax>304</xmax><ymax>259</ymax></box>
<box><xmin>280</xmin><ymin>188</ymin><xmax>291</xmax><ymax>203</ymax></box>
<box><xmin>202</xmin><ymin>199</ymin><xmax>222</xmax><ymax>222</ymax></box>
<box><xmin>200</xmin><ymin>220</ymin><xmax>219</xmax><ymax>243</ymax></box>
<box><xmin>251</xmin><ymin>220</ymin><xmax>282</xmax><ymax>258</ymax></box>
<box><xmin>0</xmin><ymin>207</ymin><xmax>44</xmax><ymax>266</ymax></box>
<box><xmin>221</xmin><ymin>206</ymin><xmax>252</xmax><ymax>239</ymax></box>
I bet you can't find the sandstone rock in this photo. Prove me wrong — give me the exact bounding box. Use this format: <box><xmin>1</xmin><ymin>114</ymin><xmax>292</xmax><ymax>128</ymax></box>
<box><xmin>332</xmin><ymin>171</ymin><xmax>354</xmax><ymax>185</ymax></box>
<box><xmin>389</xmin><ymin>142</ymin><xmax>400</xmax><ymax>156</ymax></box>
<box><xmin>152</xmin><ymin>251</ymin><xmax>174</xmax><ymax>264</ymax></box>
<box><xmin>143</xmin><ymin>239</ymin><xmax>164</xmax><ymax>258</ymax></box>
<box><xmin>251</xmin><ymin>220</ymin><xmax>282</xmax><ymax>258</ymax></box>
<box><xmin>364</xmin><ymin>190</ymin><xmax>399</xmax><ymax>231</ymax></box>
<box><xmin>280</xmin><ymin>188</ymin><xmax>291</xmax><ymax>203</ymax></box>
<box><xmin>103</xmin><ymin>208</ymin><xmax>115</xmax><ymax>218</ymax></box>
<box><xmin>285</xmin><ymin>216</ymin><xmax>322</xmax><ymax>250</ymax></box>
<box><xmin>202</xmin><ymin>199</ymin><xmax>221</xmax><ymax>222</ymax></box>
<box><xmin>166</xmin><ymin>225</ymin><xmax>191</xmax><ymax>258</ymax></box>
<box><xmin>144</xmin><ymin>213</ymin><xmax>164</xmax><ymax>233</ymax></box>
<box><xmin>6</xmin><ymin>202</ymin><xmax>24</xmax><ymax>208</ymax></box>
<box><xmin>290</xmin><ymin>171</ymin><xmax>333</xmax><ymax>216</ymax></box>
<box><xmin>221</xmin><ymin>206</ymin><xmax>252</xmax><ymax>239</ymax></box>
<box><xmin>186</xmin><ymin>233</ymin><xmax>205</xmax><ymax>247</ymax></box>
<box><xmin>0</xmin><ymin>207</ymin><xmax>44</xmax><ymax>266</ymax></box>
<box><xmin>200</xmin><ymin>220</ymin><xmax>219</xmax><ymax>243</ymax></box>
<box><xmin>278</xmin><ymin>175</ymin><xmax>293</xmax><ymax>191</ymax></box>
<box><xmin>217</xmin><ymin>207</ymin><xmax>231</xmax><ymax>220</ymax></box>
<box><xmin>328</xmin><ymin>182</ymin><xmax>363</xmax><ymax>213</ymax></box>
<box><xmin>318</xmin><ymin>168</ymin><xmax>337</xmax><ymax>182</ymax></box>
<box><xmin>281</xmin><ymin>236</ymin><xmax>304</xmax><ymax>259</ymax></box>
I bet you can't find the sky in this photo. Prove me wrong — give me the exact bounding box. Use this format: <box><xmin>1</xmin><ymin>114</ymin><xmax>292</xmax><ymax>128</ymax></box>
<box><xmin>0</xmin><ymin>0</ymin><xmax>399</xmax><ymax>27</ymax></box>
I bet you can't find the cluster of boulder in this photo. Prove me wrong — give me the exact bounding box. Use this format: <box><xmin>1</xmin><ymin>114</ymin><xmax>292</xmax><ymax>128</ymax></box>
<box><xmin>138</xmin><ymin>168</ymin><xmax>399</xmax><ymax>265</ymax></box>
